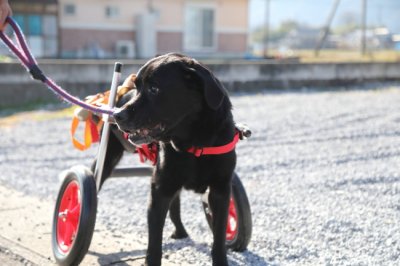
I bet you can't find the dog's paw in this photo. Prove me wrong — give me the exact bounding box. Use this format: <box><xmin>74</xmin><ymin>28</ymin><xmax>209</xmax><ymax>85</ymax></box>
<box><xmin>170</xmin><ymin>230</ymin><xmax>189</xmax><ymax>239</ymax></box>
<box><xmin>213</xmin><ymin>259</ymin><xmax>228</xmax><ymax>266</ymax></box>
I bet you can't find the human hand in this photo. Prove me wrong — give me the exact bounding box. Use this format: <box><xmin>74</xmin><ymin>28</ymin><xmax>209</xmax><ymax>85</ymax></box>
<box><xmin>0</xmin><ymin>0</ymin><xmax>12</xmax><ymax>31</ymax></box>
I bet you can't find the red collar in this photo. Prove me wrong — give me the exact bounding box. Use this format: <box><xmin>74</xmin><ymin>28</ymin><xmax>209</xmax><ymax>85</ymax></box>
<box><xmin>187</xmin><ymin>131</ymin><xmax>240</xmax><ymax>157</ymax></box>
<box><xmin>130</xmin><ymin>131</ymin><xmax>240</xmax><ymax>165</ymax></box>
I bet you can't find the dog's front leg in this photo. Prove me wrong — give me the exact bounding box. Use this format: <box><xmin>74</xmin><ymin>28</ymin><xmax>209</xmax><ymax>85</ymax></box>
<box><xmin>169</xmin><ymin>191</ymin><xmax>189</xmax><ymax>239</ymax></box>
<box><xmin>146</xmin><ymin>182</ymin><xmax>174</xmax><ymax>266</ymax></box>
<box><xmin>208</xmin><ymin>185</ymin><xmax>231</xmax><ymax>266</ymax></box>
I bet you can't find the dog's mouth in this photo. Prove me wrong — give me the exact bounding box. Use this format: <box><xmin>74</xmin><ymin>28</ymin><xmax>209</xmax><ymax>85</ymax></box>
<box><xmin>123</xmin><ymin>123</ymin><xmax>165</xmax><ymax>145</ymax></box>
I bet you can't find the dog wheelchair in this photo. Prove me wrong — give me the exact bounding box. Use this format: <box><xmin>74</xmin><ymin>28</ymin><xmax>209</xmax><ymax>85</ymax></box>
<box><xmin>50</xmin><ymin>63</ymin><xmax>253</xmax><ymax>265</ymax></box>
<box><xmin>0</xmin><ymin>18</ymin><xmax>252</xmax><ymax>266</ymax></box>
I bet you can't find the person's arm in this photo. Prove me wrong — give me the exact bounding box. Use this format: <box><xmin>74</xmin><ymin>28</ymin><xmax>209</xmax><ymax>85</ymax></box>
<box><xmin>0</xmin><ymin>0</ymin><xmax>12</xmax><ymax>30</ymax></box>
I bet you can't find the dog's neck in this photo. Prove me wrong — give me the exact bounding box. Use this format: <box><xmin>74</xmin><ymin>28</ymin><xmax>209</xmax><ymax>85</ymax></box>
<box><xmin>167</xmin><ymin>101</ymin><xmax>235</xmax><ymax>152</ymax></box>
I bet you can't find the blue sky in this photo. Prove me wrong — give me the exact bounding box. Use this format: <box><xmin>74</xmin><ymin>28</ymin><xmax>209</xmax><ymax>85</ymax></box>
<box><xmin>249</xmin><ymin>0</ymin><xmax>400</xmax><ymax>33</ymax></box>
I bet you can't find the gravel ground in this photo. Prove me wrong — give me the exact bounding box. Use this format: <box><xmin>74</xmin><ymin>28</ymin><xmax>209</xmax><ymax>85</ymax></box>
<box><xmin>1</xmin><ymin>85</ymin><xmax>400</xmax><ymax>265</ymax></box>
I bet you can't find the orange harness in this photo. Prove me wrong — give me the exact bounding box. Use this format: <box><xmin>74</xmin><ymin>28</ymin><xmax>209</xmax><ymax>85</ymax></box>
<box><xmin>70</xmin><ymin>74</ymin><xmax>136</xmax><ymax>151</ymax></box>
<box><xmin>70</xmin><ymin>92</ymin><xmax>109</xmax><ymax>151</ymax></box>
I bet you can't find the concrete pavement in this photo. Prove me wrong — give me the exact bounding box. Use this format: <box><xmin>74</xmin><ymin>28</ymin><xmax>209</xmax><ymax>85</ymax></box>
<box><xmin>0</xmin><ymin>184</ymin><xmax>149</xmax><ymax>266</ymax></box>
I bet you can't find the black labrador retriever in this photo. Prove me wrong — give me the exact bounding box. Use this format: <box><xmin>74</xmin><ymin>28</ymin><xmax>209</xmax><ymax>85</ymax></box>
<box><xmin>101</xmin><ymin>53</ymin><xmax>237</xmax><ymax>266</ymax></box>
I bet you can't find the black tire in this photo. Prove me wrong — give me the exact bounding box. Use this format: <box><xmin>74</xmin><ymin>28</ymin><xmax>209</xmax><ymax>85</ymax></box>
<box><xmin>202</xmin><ymin>172</ymin><xmax>252</xmax><ymax>251</ymax></box>
<box><xmin>52</xmin><ymin>165</ymin><xmax>97</xmax><ymax>266</ymax></box>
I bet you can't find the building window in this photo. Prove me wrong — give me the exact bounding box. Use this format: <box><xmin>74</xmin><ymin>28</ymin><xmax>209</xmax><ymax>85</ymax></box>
<box><xmin>106</xmin><ymin>6</ymin><xmax>119</xmax><ymax>18</ymax></box>
<box><xmin>12</xmin><ymin>13</ymin><xmax>58</xmax><ymax>58</ymax></box>
<box><xmin>184</xmin><ymin>5</ymin><xmax>215</xmax><ymax>51</ymax></box>
<box><xmin>27</xmin><ymin>15</ymin><xmax>42</xmax><ymax>36</ymax></box>
<box><xmin>64</xmin><ymin>4</ymin><xmax>76</xmax><ymax>15</ymax></box>
<box><xmin>13</xmin><ymin>14</ymin><xmax>42</xmax><ymax>36</ymax></box>
<box><xmin>13</xmin><ymin>14</ymin><xmax>25</xmax><ymax>31</ymax></box>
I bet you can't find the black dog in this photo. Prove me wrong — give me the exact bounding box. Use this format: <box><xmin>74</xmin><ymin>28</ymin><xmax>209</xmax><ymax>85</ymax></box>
<box><xmin>100</xmin><ymin>53</ymin><xmax>237</xmax><ymax>266</ymax></box>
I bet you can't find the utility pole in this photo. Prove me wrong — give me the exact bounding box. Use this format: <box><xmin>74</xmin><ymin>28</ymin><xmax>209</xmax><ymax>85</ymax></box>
<box><xmin>361</xmin><ymin>0</ymin><xmax>367</xmax><ymax>55</ymax></box>
<box><xmin>264</xmin><ymin>0</ymin><xmax>270</xmax><ymax>58</ymax></box>
<box><xmin>315</xmin><ymin>0</ymin><xmax>341</xmax><ymax>56</ymax></box>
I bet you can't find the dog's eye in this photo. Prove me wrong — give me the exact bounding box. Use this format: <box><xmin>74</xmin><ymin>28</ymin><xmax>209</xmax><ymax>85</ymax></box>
<box><xmin>149</xmin><ymin>86</ymin><xmax>159</xmax><ymax>95</ymax></box>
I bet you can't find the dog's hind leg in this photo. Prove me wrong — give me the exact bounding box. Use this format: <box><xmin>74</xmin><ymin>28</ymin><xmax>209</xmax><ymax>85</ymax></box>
<box><xmin>169</xmin><ymin>191</ymin><xmax>189</xmax><ymax>239</ymax></box>
<box><xmin>90</xmin><ymin>131</ymin><xmax>124</xmax><ymax>189</ymax></box>
<box><xmin>208</xmin><ymin>184</ymin><xmax>230</xmax><ymax>266</ymax></box>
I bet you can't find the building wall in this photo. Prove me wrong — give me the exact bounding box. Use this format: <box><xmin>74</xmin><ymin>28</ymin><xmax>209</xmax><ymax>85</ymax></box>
<box><xmin>58</xmin><ymin>0</ymin><xmax>140</xmax><ymax>58</ymax></box>
<box><xmin>3</xmin><ymin>61</ymin><xmax>400</xmax><ymax>107</ymax></box>
<box><xmin>58</xmin><ymin>0</ymin><xmax>248</xmax><ymax>30</ymax></box>
<box><xmin>57</xmin><ymin>0</ymin><xmax>248</xmax><ymax>58</ymax></box>
<box><xmin>218</xmin><ymin>33</ymin><xmax>248</xmax><ymax>53</ymax></box>
<box><xmin>217</xmin><ymin>0</ymin><xmax>248</xmax><ymax>32</ymax></box>
<box><xmin>157</xmin><ymin>32</ymin><xmax>183</xmax><ymax>54</ymax></box>
<box><xmin>156</xmin><ymin>0</ymin><xmax>248</xmax><ymax>56</ymax></box>
<box><xmin>60</xmin><ymin>29</ymin><xmax>135</xmax><ymax>58</ymax></box>
<box><xmin>59</xmin><ymin>0</ymin><xmax>142</xmax><ymax>27</ymax></box>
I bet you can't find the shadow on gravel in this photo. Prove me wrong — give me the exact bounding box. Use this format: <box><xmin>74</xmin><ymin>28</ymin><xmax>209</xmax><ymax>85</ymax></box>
<box><xmin>162</xmin><ymin>238</ymin><xmax>270</xmax><ymax>266</ymax></box>
<box><xmin>230</xmin><ymin>250</ymin><xmax>271</xmax><ymax>266</ymax></box>
<box><xmin>87</xmin><ymin>249</ymin><xmax>146</xmax><ymax>265</ymax></box>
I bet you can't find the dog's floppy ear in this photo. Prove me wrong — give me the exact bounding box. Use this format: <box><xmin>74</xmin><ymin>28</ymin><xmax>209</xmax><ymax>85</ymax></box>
<box><xmin>187</xmin><ymin>62</ymin><xmax>227</xmax><ymax>110</ymax></box>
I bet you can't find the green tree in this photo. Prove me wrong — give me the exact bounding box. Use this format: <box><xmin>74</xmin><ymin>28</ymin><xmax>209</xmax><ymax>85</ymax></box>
<box><xmin>250</xmin><ymin>20</ymin><xmax>301</xmax><ymax>44</ymax></box>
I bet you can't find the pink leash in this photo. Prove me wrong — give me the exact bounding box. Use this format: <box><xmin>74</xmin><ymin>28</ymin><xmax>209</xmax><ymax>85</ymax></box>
<box><xmin>0</xmin><ymin>17</ymin><xmax>115</xmax><ymax>116</ymax></box>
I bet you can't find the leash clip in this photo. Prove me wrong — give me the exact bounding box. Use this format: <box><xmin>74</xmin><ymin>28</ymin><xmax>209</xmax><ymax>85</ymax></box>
<box><xmin>235</xmin><ymin>123</ymin><xmax>252</xmax><ymax>140</ymax></box>
<box><xmin>29</xmin><ymin>65</ymin><xmax>46</xmax><ymax>82</ymax></box>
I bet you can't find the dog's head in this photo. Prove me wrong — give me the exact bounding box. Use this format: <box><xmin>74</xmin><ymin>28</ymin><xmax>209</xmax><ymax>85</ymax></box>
<box><xmin>114</xmin><ymin>53</ymin><xmax>228</xmax><ymax>145</ymax></box>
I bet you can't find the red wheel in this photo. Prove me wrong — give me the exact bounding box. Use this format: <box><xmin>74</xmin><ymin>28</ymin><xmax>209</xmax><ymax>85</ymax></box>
<box><xmin>56</xmin><ymin>181</ymin><xmax>81</xmax><ymax>253</ymax></box>
<box><xmin>202</xmin><ymin>172</ymin><xmax>252</xmax><ymax>251</ymax></box>
<box><xmin>52</xmin><ymin>166</ymin><xmax>97</xmax><ymax>266</ymax></box>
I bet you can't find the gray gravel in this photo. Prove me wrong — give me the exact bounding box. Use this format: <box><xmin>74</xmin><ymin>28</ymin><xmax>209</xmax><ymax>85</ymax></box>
<box><xmin>1</xmin><ymin>85</ymin><xmax>400</xmax><ymax>265</ymax></box>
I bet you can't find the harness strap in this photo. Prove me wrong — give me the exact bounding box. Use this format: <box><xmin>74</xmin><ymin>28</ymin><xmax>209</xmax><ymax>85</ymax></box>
<box><xmin>70</xmin><ymin>92</ymin><xmax>109</xmax><ymax>150</ymax></box>
<box><xmin>136</xmin><ymin>143</ymin><xmax>158</xmax><ymax>165</ymax></box>
<box><xmin>71</xmin><ymin>114</ymin><xmax>102</xmax><ymax>151</ymax></box>
<box><xmin>70</xmin><ymin>80</ymin><xmax>135</xmax><ymax>151</ymax></box>
<box><xmin>187</xmin><ymin>131</ymin><xmax>240</xmax><ymax>157</ymax></box>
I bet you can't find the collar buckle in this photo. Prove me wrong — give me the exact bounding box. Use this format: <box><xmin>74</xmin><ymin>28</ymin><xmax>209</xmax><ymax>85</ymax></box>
<box><xmin>193</xmin><ymin>147</ymin><xmax>204</xmax><ymax>157</ymax></box>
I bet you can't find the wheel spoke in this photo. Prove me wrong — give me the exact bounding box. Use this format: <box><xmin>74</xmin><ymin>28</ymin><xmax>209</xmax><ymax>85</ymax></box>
<box><xmin>69</xmin><ymin>204</ymin><xmax>80</xmax><ymax>216</ymax></box>
<box><xmin>56</xmin><ymin>181</ymin><xmax>81</xmax><ymax>253</ymax></box>
<box><xmin>68</xmin><ymin>204</ymin><xmax>81</xmax><ymax>225</ymax></box>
